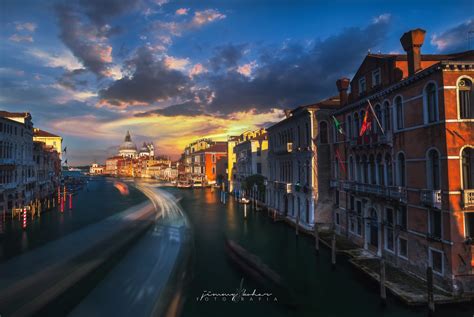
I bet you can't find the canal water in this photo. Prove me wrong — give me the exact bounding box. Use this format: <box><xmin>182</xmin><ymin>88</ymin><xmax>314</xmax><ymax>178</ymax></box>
<box><xmin>0</xmin><ymin>177</ymin><xmax>147</xmax><ymax>261</ymax></box>
<box><xmin>167</xmin><ymin>187</ymin><xmax>472</xmax><ymax>317</ymax></box>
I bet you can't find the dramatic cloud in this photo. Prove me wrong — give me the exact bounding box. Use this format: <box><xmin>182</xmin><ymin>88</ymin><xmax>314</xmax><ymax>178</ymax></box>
<box><xmin>78</xmin><ymin>0</ymin><xmax>140</xmax><ymax>26</ymax></box>
<box><xmin>164</xmin><ymin>55</ymin><xmax>190</xmax><ymax>70</ymax></box>
<box><xmin>202</xmin><ymin>14</ymin><xmax>392</xmax><ymax>114</ymax></box>
<box><xmin>55</xmin><ymin>4</ymin><xmax>115</xmax><ymax>76</ymax></box>
<box><xmin>189</xmin><ymin>63</ymin><xmax>207</xmax><ymax>77</ymax></box>
<box><xmin>237</xmin><ymin>61</ymin><xmax>257</xmax><ymax>77</ymax></box>
<box><xmin>9</xmin><ymin>34</ymin><xmax>33</xmax><ymax>43</ymax></box>
<box><xmin>176</xmin><ymin>8</ymin><xmax>189</xmax><ymax>16</ymax></box>
<box><xmin>27</xmin><ymin>48</ymin><xmax>83</xmax><ymax>71</ymax></box>
<box><xmin>98</xmin><ymin>47</ymin><xmax>190</xmax><ymax>105</ymax></box>
<box><xmin>191</xmin><ymin>9</ymin><xmax>226</xmax><ymax>26</ymax></box>
<box><xmin>15</xmin><ymin>22</ymin><xmax>37</xmax><ymax>32</ymax></box>
<box><xmin>209</xmin><ymin>43</ymin><xmax>247</xmax><ymax>72</ymax></box>
<box><xmin>431</xmin><ymin>19</ymin><xmax>474</xmax><ymax>53</ymax></box>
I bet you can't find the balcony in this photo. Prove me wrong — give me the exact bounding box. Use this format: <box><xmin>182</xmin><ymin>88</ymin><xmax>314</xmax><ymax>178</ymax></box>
<box><xmin>420</xmin><ymin>189</ymin><xmax>442</xmax><ymax>209</ymax></box>
<box><xmin>274</xmin><ymin>142</ymin><xmax>294</xmax><ymax>155</ymax></box>
<box><xmin>463</xmin><ymin>189</ymin><xmax>474</xmax><ymax>208</ymax></box>
<box><xmin>342</xmin><ymin>181</ymin><xmax>407</xmax><ymax>203</ymax></box>
<box><xmin>0</xmin><ymin>158</ymin><xmax>15</xmax><ymax>165</ymax></box>
<box><xmin>348</xmin><ymin>132</ymin><xmax>393</xmax><ymax>148</ymax></box>
<box><xmin>330</xmin><ymin>179</ymin><xmax>339</xmax><ymax>188</ymax></box>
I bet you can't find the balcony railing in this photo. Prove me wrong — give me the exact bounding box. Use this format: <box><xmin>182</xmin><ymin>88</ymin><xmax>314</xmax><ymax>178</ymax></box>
<box><xmin>342</xmin><ymin>181</ymin><xmax>407</xmax><ymax>203</ymax></box>
<box><xmin>420</xmin><ymin>189</ymin><xmax>442</xmax><ymax>209</ymax></box>
<box><xmin>273</xmin><ymin>142</ymin><xmax>294</xmax><ymax>155</ymax></box>
<box><xmin>463</xmin><ymin>189</ymin><xmax>474</xmax><ymax>207</ymax></box>
<box><xmin>348</xmin><ymin>132</ymin><xmax>393</xmax><ymax>148</ymax></box>
<box><xmin>330</xmin><ymin>179</ymin><xmax>339</xmax><ymax>188</ymax></box>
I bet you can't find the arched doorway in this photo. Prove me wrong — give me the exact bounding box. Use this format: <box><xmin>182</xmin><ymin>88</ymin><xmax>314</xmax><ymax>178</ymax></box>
<box><xmin>367</xmin><ymin>208</ymin><xmax>379</xmax><ymax>250</ymax></box>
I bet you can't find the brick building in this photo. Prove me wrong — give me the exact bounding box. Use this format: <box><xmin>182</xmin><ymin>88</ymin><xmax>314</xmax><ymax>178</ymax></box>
<box><xmin>330</xmin><ymin>28</ymin><xmax>474</xmax><ymax>294</ymax></box>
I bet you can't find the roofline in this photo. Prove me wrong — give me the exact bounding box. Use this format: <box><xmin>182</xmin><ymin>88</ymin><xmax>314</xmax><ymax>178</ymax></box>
<box><xmin>334</xmin><ymin>60</ymin><xmax>474</xmax><ymax>115</ymax></box>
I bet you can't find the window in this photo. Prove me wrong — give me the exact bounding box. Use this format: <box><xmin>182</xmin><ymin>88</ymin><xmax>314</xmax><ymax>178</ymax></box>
<box><xmin>399</xmin><ymin>238</ymin><xmax>408</xmax><ymax>258</ymax></box>
<box><xmin>369</xmin><ymin>155</ymin><xmax>376</xmax><ymax>184</ymax></box>
<box><xmin>458</xmin><ymin>78</ymin><xmax>473</xmax><ymax>119</ymax></box>
<box><xmin>257</xmin><ymin>163</ymin><xmax>262</xmax><ymax>174</ymax></box>
<box><xmin>376</xmin><ymin>154</ymin><xmax>384</xmax><ymax>185</ymax></box>
<box><xmin>212</xmin><ymin>154</ymin><xmax>216</xmax><ymax>163</ymax></box>
<box><xmin>319</xmin><ymin>121</ymin><xmax>328</xmax><ymax>144</ymax></box>
<box><xmin>346</xmin><ymin>114</ymin><xmax>352</xmax><ymax>139</ymax></box>
<box><xmin>462</xmin><ymin>147</ymin><xmax>474</xmax><ymax>189</ymax></box>
<box><xmin>429</xmin><ymin>249</ymin><xmax>443</xmax><ymax>275</ymax></box>
<box><xmin>306</xmin><ymin>122</ymin><xmax>311</xmax><ymax>146</ymax></box>
<box><xmin>356</xmin><ymin>201</ymin><xmax>362</xmax><ymax>235</ymax></box>
<box><xmin>257</xmin><ymin>147</ymin><xmax>261</xmax><ymax>157</ymax></box>
<box><xmin>385</xmin><ymin>208</ymin><xmax>395</xmax><ymax>252</ymax></box>
<box><xmin>372</xmin><ymin>68</ymin><xmax>381</xmax><ymax>87</ymax></box>
<box><xmin>374</xmin><ymin>104</ymin><xmax>382</xmax><ymax>133</ymax></box>
<box><xmin>425</xmin><ymin>83</ymin><xmax>438</xmax><ymax>123</ymax></box>
<box><xmin>385</xmin><ymin>154</ymin><xmax>393</xmax><ymax>186</ymax></box>
<box><xmin>212</xmin><ymin>167</ymin><xmax>216</xmax><ymax>174</ymax></box>
<box><xmin>429</xmin><ymin>209</ymin><xmax>442</xmax><ymax>238</ymax></box>
<box><xmin>383</xmin><ymin>101</ymin><xmax>391</xmax><ymax>131</ymax></box>
<box><xmin>335</xmin><ymin>190</ymin><xmax>340</xmax><ymax>207</ymax></box>
<box><xmin>349</xmin><ymin>156</ymin><xmax>354</xmax><ymax>181</ymax></box>
<box><xmin>353</xmin><ymin>113</ymin><xmax>359</xmax><ymax>137</ymax></box>
<box><xmin>359</xmin><ymin>77</ymin><xmax>366</xmax><ymax>95</ymax></box>
<box><xmin>397</xmin><ymin>205</ymin><xmax>407</xmax><ymax>230</ymax></box>
<box><xmin>427</xmin><ymin>149</ymin><xmax>440</xmax><ymax>190</ymax></box>
<box><xmin>465</xmin><ymin>213</ymin><xmax>474</xmax><ymax>239</ymax></box>
<box><xmin>395</xmin><ymin>96</ymin><xmax>404</xmax><ymax>130</ymax></box>
<box><xmin>336</xmin><ymin>212</ymin><xmax>340</xmax><ymax>225</ymax></box>
<box><xmin>362</xmin><ymin>155</ymin><xmax>368</xmax><ymax>183</ymax></box>
<box><xmin>397</xmin><ymin>153</ymin><xmax>406</xmax><ymax>187</ymax></box>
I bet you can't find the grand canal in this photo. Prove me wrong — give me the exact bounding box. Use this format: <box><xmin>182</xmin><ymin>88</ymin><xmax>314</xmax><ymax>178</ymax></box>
<box><xmin>0</xmin><ymin>177</ymin><xmax>472</xmax><ymax>316</ymax></box>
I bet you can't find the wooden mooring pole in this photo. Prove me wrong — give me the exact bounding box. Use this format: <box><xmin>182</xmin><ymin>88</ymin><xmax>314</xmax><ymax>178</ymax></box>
<box><xmin>331</xmin><ymin>231</ymin><xmax>336</xmax><ymax>269</ymax></box>
<box><xmin>380</xmin><ymin>259</ymin><xmax>386</xmax><ymax>304</ymax></box>
<box><xmin>427</xmin><ymin>266</ymin><xmax>435</xmax><ymax>313</ymax></box>
<box><xmin>314</xmin><ymin>222</ymin><xmax>319</xmax><ymax>254</ymax></box>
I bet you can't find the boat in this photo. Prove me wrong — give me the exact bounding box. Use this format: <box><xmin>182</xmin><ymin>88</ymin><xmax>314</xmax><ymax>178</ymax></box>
<box><xmin>225</xmin><ymin>239</ymin><xmax>282</xmax><ymax>286</ymax></box>
<box><xmin>192</xmin><ymin>180</ymin><xmax>203</xmax><ymax>188</ymax></box>
<box><xmin>177</xmin><ymin>181</ymin><xmax>192</xmax><ymax>188</ymax></box>
<box><xmin>239</xmin><ymin>197</ymin><xmax>250</xmax><ymax>204</ymax></box>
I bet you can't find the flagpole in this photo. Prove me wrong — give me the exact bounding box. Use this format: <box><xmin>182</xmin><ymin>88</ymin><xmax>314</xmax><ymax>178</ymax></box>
<box><xmin>366</xmin><ymin>99</ymin><xmax>385</xmax><ymax>135</ymax></box>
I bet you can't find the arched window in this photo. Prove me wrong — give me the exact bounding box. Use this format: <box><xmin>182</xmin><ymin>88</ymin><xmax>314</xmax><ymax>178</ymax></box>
<box><xmin>347</xmin><ymin>114</ymin><xmax>352</xmax><ymax>139</ymax></box>
<box><xmin>425</xmin><ymin>83</ymin><xmax>438</xmax><ymax>123</ymax></box>
<box><xmin>385</xmin><ymin>154</ymin><xmax>393</xmax><ymax>186</ymax></box>
<box><xmin>375</xmin><ymin>104</ymin><xmax>382</xmax><ymax>134</ymax></box>
<box><xmin>377</xmin><ymin>154</ymin><xmax>384</xmax><ymax>185</ymax></box>
<box><xmin>353</xmin><ymin>113</ymin><xmax>359</xmax><ymax>137</ymax></box>
<box><xmin>362</xmin><ymin>155</ymin><xmax>368</xmax><ymax>183</ymax></box>
<box><xmin>369</xmin><ymin>155</ymin><xmax>376</xmax><ymax>184</ymax></box>
<box><xmin>459</xmin><ymin>78</ymin><xmax>473</xmax><ymax>119</ymax></box>
<box><xmin>319</xmin><ymin>121</ymin><xmax>328</xmax><ymax>144</ymax></box>
<box><xmin>397</xmin><ymin>153</ymin><xmax>406</xmax><ymax>187</ymax></box>
<box><xmin>356</xmin><ymin>155</ymin><xmax>361</xmax><ymax>182</ymax></box>
<box><xmin>462</xmin><ymin>147</ymin><xmax>474</xmax><ymax>189</ymax></box>
<box><xmin>383</xmin><ymin>101</ymin><xmax>391</xmax><ymax>132</ymax></box>
<box><xmin>427</xmin><ymin>149</ymin><xmax>440</xmax><ymax>190</ymax></box>
<box><xmin>395</xmin><ymin>96</ymin><xmax>404</xmax><ymax>130</ymax></box>
<box><xmin>349</xmin><ymin>156</ymin><xmax>354</xmax><ymax>181</ymax></box>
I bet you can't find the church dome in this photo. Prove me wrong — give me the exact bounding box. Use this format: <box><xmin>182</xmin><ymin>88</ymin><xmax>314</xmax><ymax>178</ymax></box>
<box><xmin>119</xmin><ymin>131</ymin><xmax>137</xmax><ymax>152</ymax></box>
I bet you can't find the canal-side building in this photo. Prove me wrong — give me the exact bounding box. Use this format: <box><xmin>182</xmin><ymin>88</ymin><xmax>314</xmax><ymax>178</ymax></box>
<box><xmin>227</xmin><ymin>135</ymin><xmax>239</xmax><ymax>192</ymax></box>
<box><xmin>0</xmin><ymin>111</ymin><xmax>61</xmax><ymax>215</ymax></box>
<box><xmin>33</xmin><ymin>128</ymin><xmax>63</xmax><ymax>158</ymax></box>
<box><xmin>232</xmin><ymin>129</ymin><xmax>269</xmax><ymax>195</ymax></box>
<box><xmin>190</xmin><ymin>142</ymin><xmax>227</xmax><ymax>186</ymax></box>
<box><xmin>330</xmin><ymin>28</ymin><xmax>474</xmax><ymax>294</ymax></box>
<box><xmin>266</xmin><ymin>97</ymin><xmax>340</xmax><ymax>230</ymax></box>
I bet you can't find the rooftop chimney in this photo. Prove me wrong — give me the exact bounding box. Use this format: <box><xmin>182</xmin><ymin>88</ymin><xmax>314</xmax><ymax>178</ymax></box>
<box><xmin>336</xmin><ymin>78</ymin><xmax>350</xmax><ymax>106</ymax></box>
<box><xmin>400</xmin><ymin>28</ymin><xmax>426</xmax><ymax>76</ymax></box>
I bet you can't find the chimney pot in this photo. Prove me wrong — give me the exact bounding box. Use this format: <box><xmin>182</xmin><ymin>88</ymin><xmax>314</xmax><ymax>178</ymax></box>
<box><xmin>400</xmin><ymin>28</ymin><xmax>426</xmax><ymax>76</ymax></box>
<box><xmin>336</xmin><ymin>78</ymin><xmax>350</xmax><ymax>106</ymax></box>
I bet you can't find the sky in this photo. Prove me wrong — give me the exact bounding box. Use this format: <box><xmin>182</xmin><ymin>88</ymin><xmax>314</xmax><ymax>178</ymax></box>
<box><xmin>0</xmin><ymin>0</ymin><xmax>473</xmax><ymax>165</ymax></box>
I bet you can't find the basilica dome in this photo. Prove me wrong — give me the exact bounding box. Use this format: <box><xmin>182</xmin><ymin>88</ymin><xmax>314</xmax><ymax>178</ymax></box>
<box><xmin>119</xmin><ymin>131</ymin><xmax>138</xmax><ymax>158</ymax></box>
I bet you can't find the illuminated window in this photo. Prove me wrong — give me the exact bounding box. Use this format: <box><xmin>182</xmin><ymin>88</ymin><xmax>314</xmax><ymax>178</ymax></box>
<box><xmin>459</xmin><ymin>78</ymin><xmax>473</xmax><ymax>119</ymax></box>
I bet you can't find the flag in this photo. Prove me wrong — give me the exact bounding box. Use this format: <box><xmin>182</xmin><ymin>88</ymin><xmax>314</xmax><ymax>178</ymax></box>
<box><xmin>335</xmin><ymin>149</ymin><xmax>346</xmax><ymax>175</ymax></box>
<box><xmin>332</xmin><ymin>116</ymin><xmax>344</xmax><ymax>135</ymax></box>
<box><xmin>359</xmin><ymin>105</ymin><xmax>372</xmax><ymax>136</ymax></box>
<box><xmin>367</xmin><ymin>99</ymin><xmax>384</xmax><ymax>135</ymax></box>
<box><xmin>63</xmin><ymin>146</ymin><xmax>67</xmax><ymax>153</ymax></box>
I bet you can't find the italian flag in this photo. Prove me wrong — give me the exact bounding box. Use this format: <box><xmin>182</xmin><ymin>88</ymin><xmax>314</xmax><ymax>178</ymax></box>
<box><xmin>332</xmin><ymin>116</ymin><xmax>344</xmax><ymax>135</ymax></box>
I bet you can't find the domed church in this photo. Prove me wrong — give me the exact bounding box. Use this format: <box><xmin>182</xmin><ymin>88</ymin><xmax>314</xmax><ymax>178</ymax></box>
<box><xmin>119</xmin><ymin>131</ymin><xmax>138</xmax><ymax>158</ymax></box>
